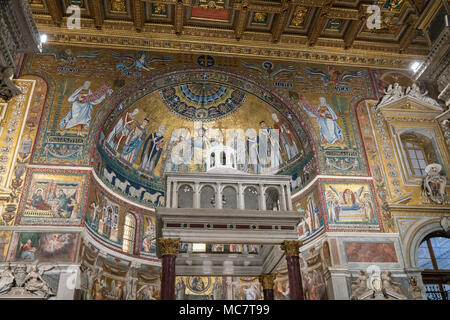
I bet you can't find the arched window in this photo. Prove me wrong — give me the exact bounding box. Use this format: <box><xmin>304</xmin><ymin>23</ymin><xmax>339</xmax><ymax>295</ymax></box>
<box><xmin>222</xmin><ymin>186</ymin><xmax>237</xmax><ymax>209</ymax></box>
<box><xmin>244</xmin><ymin>186</ymin><xmax>259</xmax><ymax>210</ymax></box>
<box><xmin>400</xmin><ymin>132</ymin><xmax>438</xmax><ymax>176</ymax></box>
<box><xmin>210</xmin><ymin>152</ymin><xmax>215</xmax><ymax>167</ymax></box>
<box><xmin>221</xmin><ymin>151</ymin><xmax>226</xmax><ymax>165</ymax></box>
<box><xmin>417</xmin><ymin>232</ymin><xmax>450</xmax><ymax>300</ymax></box>
<box><xmin>122</xmin><ymin>213</ymin><xmax>136</xmax><ymax>254</ymax></box>
<box><xmin>265</xmin><ymin>187</ymin><xmax>280</xmax><ymax>211</ymax></box>
<box><xmin>200</xmin><ymin>185</ymin><xmax>215</xmax><ymax>208</ymax></box>
<box><xmin>178</xmin><ymin>184</ymin><xmax>193</xmax><ymax>208</ymax></box>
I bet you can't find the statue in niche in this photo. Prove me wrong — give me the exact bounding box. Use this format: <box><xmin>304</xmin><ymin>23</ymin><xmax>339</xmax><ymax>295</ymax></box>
<box><xmin>405</xmin><ymin>83</ymin><xmax>442</xmax><ymax>109</ymax></box>
<box><xmin>0</xmin><ymin>263</ymin><xmax>14</xmax><ymax>295</ymax></box>
<box><xmin>0</xmin><ymin>66</ymin><xmax>22</xmax><ymax>102</ymax></box>
<box><xmin>422</xmin><ymin>163</ymin><xmax>448</xmax><ymax>205</ymax></box>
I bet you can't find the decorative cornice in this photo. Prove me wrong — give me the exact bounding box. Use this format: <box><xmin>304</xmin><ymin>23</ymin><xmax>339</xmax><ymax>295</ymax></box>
<box><xmin>33</xmin><ymin>20</ymin><xmax>426</xmax><ymax>70</ymax></box>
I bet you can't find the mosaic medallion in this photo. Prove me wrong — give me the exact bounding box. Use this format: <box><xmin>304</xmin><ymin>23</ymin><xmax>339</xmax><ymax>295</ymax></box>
<box><xmin>186</xmin><ymin>276</ymin><xmax>211</xmax><ymax>293</ymax></box>
<box><xmin>159</xmin><ymin>82</ymin><xmax>246</xmax><ymax>121</ymax></box>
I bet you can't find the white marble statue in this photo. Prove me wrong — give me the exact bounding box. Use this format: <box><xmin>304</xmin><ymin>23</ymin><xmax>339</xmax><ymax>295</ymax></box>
<box><xmin>0</xmin><ymin>263</ymin><xmax>15</xmax><ymax>295</ymax></box>
<box><xmin>24</xmin><ymin>265</ymin><xmax>55</xmax><ymax>298</ymax></box>
<box><xmin>405</xmin><ymin>83</ymin><xmax>443</xmax><ymax>110</ymax></box>
<box><xmin>380</xmin><ymin>272</ymin><xmax>407</xmax><ymax>299</ymax></box>
<box><xmin>408</xmin><ymin>277</ymin><xmax>424</xmax><ymax>300</ymax></box>
<box><xmin>350</xmin><ymin>270</ymin><xmax>369</xmax><ymax>300</ymax></box>
<box><xmin>377</xmin><ymin>82</ymin><xmax>405</xmax><ymax>107</ymax></box>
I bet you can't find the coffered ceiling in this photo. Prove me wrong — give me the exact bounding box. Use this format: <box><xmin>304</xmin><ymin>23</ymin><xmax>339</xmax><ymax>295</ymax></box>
<box><xmin>28</xmin><ymin>0</ymin><xmax>441</xmax><ymax>69</ymax></box>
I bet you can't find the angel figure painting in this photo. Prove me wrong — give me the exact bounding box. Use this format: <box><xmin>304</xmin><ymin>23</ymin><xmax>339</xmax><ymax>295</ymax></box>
<box><xmin>13</xmin><ymin>232</ymin><xmax>78</xmax><ymax>263</ymax></box>
<box><xmin>111</xmin><ymin>51</ymin><xmax>172</xmax><ymax>73</ymax></box>
<box><xmin>39</xmin><ymin>48</ymin><xmax>102</xmax><ymax>66</ymax></box>
<box><xmin>241</xmin><ymin>61</ymin><xmax>296</xmax><ymax>80</ymax></box>
<box><xmin>324</xmin><ymin>183</ymin><xmax>378</xmax><ymax>226</ymax></box>
<box><xmin>304</xmin><ymin>66</ymin><xmax>365</xmax><ymax>87</ymax></box>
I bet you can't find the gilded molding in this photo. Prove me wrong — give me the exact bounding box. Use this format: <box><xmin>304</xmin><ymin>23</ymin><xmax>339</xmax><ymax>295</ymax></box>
<box><xmin>174</xmin><ymin>1</ymin><xmax>184</xmax><ymax>35</ymax></box>
<box><xmin>34</xmin><ymin>22</ymin><xmax>426</xmax><ymax>70</ymax></box>
<box><xmin>44</xmin><ymin>0</ymin><xmax>62</xmax><ymax>26</ymax></box>
<box><xmin>131</xmin><ymin>0</ymin><xmax>145</xmax><ymax>31</ymax></box>
<box><xmin>159</xmin><ymin>238</ymin><xmax>180</xmax><ymax>256</ymax></box>
<box><xmin>87</xmin><ymin>0</ymin><xmax>105</xmax><ymax>29</ymax></box>
<box><xmin>271</xmin><ymin>1</ymin><xmax>290</xmax><ymax>43</ymax></box>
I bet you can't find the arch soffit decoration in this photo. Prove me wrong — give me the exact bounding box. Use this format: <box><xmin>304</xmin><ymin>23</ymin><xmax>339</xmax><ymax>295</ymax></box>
<box><xmin>407</xmin><ymin>218</ymin><xmax>443</xmax><ymax>268</ymax></box>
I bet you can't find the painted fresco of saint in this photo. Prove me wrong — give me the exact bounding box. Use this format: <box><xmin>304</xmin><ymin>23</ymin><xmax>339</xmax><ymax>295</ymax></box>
<box><xmin>246</xmin><ymin>129</ymin><xmax>259</xmax><ymax>174</ymax></box>
<box><xmin>271</xmin><ymin>113</ymin><xmax>299</xmax><ymax>160</ymax></box>
<box><xmin>59</xmin><ymin>81</ymin><xmax>112</xmax><ymax>134</ymax></box>
<box><xmin>121</xmin><ymin>118</ymin><xmax>149</xmax><ymax>164</ymax></box>
<box><xmin>259</xmin><ymin>120</ymin><xmax>282</xmax><ymax>171</ymax></box>
<box><xmin>139</xmin><ymin>125</ymin><xmax>165</xmax><ymax>174</ymax></box>
<box><xmin>106</xmin><ymin>108</ymin><xmax>139</xmax><ymax>152</ymax></box>
<box><xmin>301</xmin><ymin>96</ymin><xmax>343</xmax><ymax>145</ymax></box>
<box><xmin>19</xmin><ymin>239</ymin><xmax>37</xmax><ymax>261</ymax></box>
<box><xmin>30</xmin><ymin>189</ymin><xmax>49</xmax><ymax>210</ymax></box>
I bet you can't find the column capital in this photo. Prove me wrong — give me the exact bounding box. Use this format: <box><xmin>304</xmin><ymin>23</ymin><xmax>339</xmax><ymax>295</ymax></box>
<box><xmin>160</xmin><ymin>238</ymin><xmax>180</xmax><ymax>256</ymax></box>
<box><xmin>281</xmin><ymin>240</ymin><xmax>302</xmax><ymax>257</ymax></box>
<box><xmin>259</xmin><ymin>274</ymin><xmax>276</xmax><ymax>290</ymax></box>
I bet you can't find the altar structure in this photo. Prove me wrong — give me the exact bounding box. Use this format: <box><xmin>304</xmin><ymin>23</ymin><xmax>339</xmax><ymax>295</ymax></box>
<box><xmin>156</xmin><ymin>145</ymin><xmax>305</xmax><ymax>299</ymax></box>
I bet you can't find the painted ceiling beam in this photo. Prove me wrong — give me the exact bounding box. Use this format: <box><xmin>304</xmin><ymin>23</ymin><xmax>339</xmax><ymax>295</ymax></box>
<box><xmin>234</xmin><ymin>0</ymin><xmax>249</xmax><ymax>40</ymax></box>
<box><xmin>174</xmin><ymin>0</ymin><xmax>184</xmax><ymax>36</ymax></box>
<box><xmin>271</xmin><ymin>0</ymin><xmax>291</xmax><ymax>43</ymax></box>
<box><xmin>44</xmin><ymin>0</ymin><xmax>62</xmax><ymax>26</ymax></box>
<box><xmin>131</xmin><ymin>0</ymin><xmax>145</xmax><ymax>32</ymax></box>
<box><xmin>343</xmin><ymin>6</ymin><xmax>366</xmax><ymax>50</ymax></box>
<box><xmin>307</xmin><ymin>0</ymin><xmax>334</xmax><ymax>47</ymax></box>
<box><xmin>87</xmin><ymin>0</ymin><xmax>105</xmax><ymax>29</ymax></box>
<box><xmin>327</xmin><ymin>7</ymin><xmax>359</xmax><ymax>20</ymax></box>
<box><xmin>399</xmin><ymin>13</ymin><xmax>419</xmax><ymax>53</ymax></box>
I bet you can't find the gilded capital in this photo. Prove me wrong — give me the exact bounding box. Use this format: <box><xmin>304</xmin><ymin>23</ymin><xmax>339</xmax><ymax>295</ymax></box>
<box><xmin>280</xmin><ymin>240</ymin><xmax>302</xmax><ymax>257</ymax></box>
<box><xmin>159</xmin><ymin>238</ymin><xmax>180</xmax><ymax>256</ymax></box>
<box><xmin>259</xmin><ymin>274</ymin><xmax>276</xmax><ymax>290</ymax></box>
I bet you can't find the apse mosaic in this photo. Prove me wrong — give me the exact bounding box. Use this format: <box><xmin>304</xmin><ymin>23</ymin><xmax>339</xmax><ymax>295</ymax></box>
<box><xmin>85</xmin><ymin>179</ymin><xmax>158</xmax><ymax>258</ymax></box>
<box><xmin>86</xmin><ymin>183</ymin><xmax>125</xmax><ymax>248</ymax></box>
